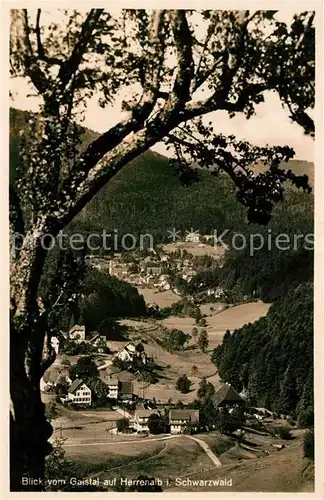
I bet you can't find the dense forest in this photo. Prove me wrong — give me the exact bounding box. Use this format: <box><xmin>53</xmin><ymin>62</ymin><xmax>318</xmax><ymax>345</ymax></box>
<box><xmin>211</xmin><ymin>282</ymin><xmax>313</xmax><ymax>425</ymax></box>
<box><xmin>38</xmin><ymin>247</ymin><xmax>146</xmax><ymax>334</ymax></box>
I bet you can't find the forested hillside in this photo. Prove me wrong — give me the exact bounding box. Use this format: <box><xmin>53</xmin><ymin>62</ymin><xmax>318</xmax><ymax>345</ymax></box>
<box><xmin>10</xmin><ymin>107</ymin><xmax>313</xmax><ymax>245</ymax></box>
<box><xmin>10</xmin><ymin>107</ymin><xmax>314</xmax><ymax>304</ymax></box>
<box><xmin>38</xmin><ymin>248</ymin><xmax>147</xmax><ymax>334</ymax></box>
<box><xmin>211</xmin><ymin>282</ymin><xmax>313</xmax><ymax>425</ymax></box>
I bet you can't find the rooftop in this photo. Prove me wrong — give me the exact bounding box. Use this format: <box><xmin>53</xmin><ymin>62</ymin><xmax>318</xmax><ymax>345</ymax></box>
<box><xmin>136</xmin><ymin>409</ymin><xmax>159</xmax><ymax>419</ymax></box>
<box><xmin>213</xmin><ymin>383</ymin><xmax>244</xmax><ymax>407</ymax></box>
<box><xmin>119</xmin><ymin>381</ymin><xmax>133</xmax><ymax>394</ymax></box>
<box><xmin>68</xmin><ymin>379</ymin><xmax>85</xmax><ymax>394</ymax></box>
<box><xmin>169</xmin><ymin>409</ymin><xmax>199</xmax><ymax>423</ymax></box>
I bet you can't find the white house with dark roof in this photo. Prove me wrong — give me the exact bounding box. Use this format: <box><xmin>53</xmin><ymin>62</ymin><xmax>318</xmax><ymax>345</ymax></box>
<box><xmin>212</xmin><ymin>383</ymin><xmax>245</xmax><ymax>409</ymax></box>
<box><xmin>50</xmin><ymin>336</ymin><xmax>60</xmax><ymax>355</ymax></box>
<box><xmin>113</xmin><ymin>342</ymin><xmax>147</xmax><ymax>365</ymax></box>
<box><xmin>169</xmin><ymin>409</ymin><xmax>199</xmax><ymax>434</ymax></box>
<box><xmin>67</xmin><ymin>379</ymin><xmax>92</xmax><ymax>405</ymax></box>
<box><xmin>134</xmin><ymin>409</ymin><xmax>159</xmax><ymax>433</ymax></box>
<box><xmin>105</xmin><ymin>376</ymin><xmax>119</xmax><ymax>399</ymax></box>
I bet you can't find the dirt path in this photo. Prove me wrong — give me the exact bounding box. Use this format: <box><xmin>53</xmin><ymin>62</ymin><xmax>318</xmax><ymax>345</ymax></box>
<box><xmin>189</xmin><ymin>436</ymin><xmax>222</xmax><ymax>467</ymax></box>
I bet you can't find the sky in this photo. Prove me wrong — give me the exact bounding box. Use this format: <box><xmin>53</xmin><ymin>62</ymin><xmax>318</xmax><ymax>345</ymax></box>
<box><xmin>9</xmin><ymin>9</ymin><xmax>315</xmax><ymax>162</ymax></box>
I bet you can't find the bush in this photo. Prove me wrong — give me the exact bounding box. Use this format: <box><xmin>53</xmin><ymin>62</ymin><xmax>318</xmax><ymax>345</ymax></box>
<box><xmin>176</xmin><ymin>374</ymin><xmax>191</xmax><ymax>394</ymax></box>
<box><xmin>163</xmin><ymin>329</ymin><xmax>189</xmax><ymax>352</ymax></box>
<box><xmin>303</xmin><ymin>428</ymin><xmax>314</xmax><ymax>461</ymax></box>
<box><xmin>45</xmin><ymin>401</ymin><xmax>58</xmax><ymax>422</ymax></box>
<box><xmin>147</xmin><ymin>414</ymin><xmax>169</xmax><ymax>435</ymax></box>
<box><xmin>140</xmin><ymin>370</ymin><xmax>158</xmax><ymax>384</ymax></box>
<box><xmin>117</xmin><ymin>418</ymin><xmax>129</xmax><ymax>433</ymax></box>
<box><xmin>298</xmin><ymin>408</ymin><xmax>314</xmax><ymax>428</ymax></box>
<box><xmin>273</xmin><ymin>426</ymin><xmax>292</xmax><ymax>440</ymax></box>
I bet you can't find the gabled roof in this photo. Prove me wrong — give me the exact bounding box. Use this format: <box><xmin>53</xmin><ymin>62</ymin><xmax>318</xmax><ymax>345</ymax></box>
<box><xmin>169</xmin><ymin>409</ymin><xmax>199</xmax><ymax>423</ymax></box>
<box><xmin>123</xmin><ymin>343</ymin><xmax>137</xmax><ymax>353</ymax></box>
<box><xmin>136</xmin><ymin>409</ymin><xmax>159</xmax><ymax>419</ymax></box>
<box><xmin>69</xmin><ymin>379</ymin><xmax>85</xmax><ymax>394</ymax></box>
<box><xmin>213</xmin><ymin>383</ymin><xmax>244</xmax><ymax>407</ymax></box>
<box><xmin>119</xmin><ymin>381</ymin><xmax>133</xmax><ymax>394</ymax></box>
<box><xmin>105</xmin><ymin>376</ymin><xmax>119</xmax><ymax>386</ymax></box>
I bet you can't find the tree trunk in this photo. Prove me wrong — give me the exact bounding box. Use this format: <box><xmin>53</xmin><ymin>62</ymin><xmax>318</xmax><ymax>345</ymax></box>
<box><xmin>10</xmin><ymin>320</ymin><xmax>53</xmax><ymax>491</ymax></box>
<box><xmin>10</xmin><ymin>228</ymin><xmax>53</xmax><ymax>492</ymax></box>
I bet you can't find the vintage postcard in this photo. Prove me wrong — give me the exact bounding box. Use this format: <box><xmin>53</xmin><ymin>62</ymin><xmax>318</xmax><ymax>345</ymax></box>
<box><xmin>4</xmin><ymin>0</ymin><xmax>323</xmax><ymax>497</ymax></box>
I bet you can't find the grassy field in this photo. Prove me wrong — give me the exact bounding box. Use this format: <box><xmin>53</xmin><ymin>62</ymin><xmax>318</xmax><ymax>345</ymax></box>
<box><xmin>101</xmin><ymin>301</ymin><xmax>271</xmax><ymax>403</ymax></box>
<box><xmin>43</xmin><ymin>301</ymin><xmax>271</xmax><ymax>410</ymax></box>
<box><xmin>138</xmin><ymin>287</ymin><xmax>181</xmax><ymax>308</ymax></box>
<box><xmin>161</xmin><ymin>241</ymin><xmax>226</xmax><ymax>259</ymax></box>
<box><xmin>60</xmin><ymin>429</ymin><xmax>313</xmax><ymax>493</ymax></box>
<box><xmin>168</xmin><ymin>437</ymin><xmax>313</xmax><ymax>492</ymax></box>
<box><xmin>91</xmin><ymin>437</ymin><xmax>214</xmax><ymax>486</ymax></box>
<box><xmin>158</xmin><ymin>301</ymin><xmax>271</xmax><ymax>350</ymax></box>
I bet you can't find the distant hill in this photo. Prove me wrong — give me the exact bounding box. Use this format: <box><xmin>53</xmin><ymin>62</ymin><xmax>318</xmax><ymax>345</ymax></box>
<box><xmin>10</xmin><ymin>107</ymin><xmax>314</xmax><ymax>247</ymax></box>
<box><xmin>252</xmin><ymin>159</ymin><xmax>314</xmax><ymax>188</ymax></box>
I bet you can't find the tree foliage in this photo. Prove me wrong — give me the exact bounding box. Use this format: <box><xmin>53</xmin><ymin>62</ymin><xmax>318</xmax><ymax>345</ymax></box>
<box><xmin>303</xmin><ymin>428</ymin><xmax>314</xmax><ymax>461</ymax></box>
<box><xmin>163</xmin><ymin>328</ymin><xmax>189</xmax><ymax>352</ymax></box>
<box><xmin>198</xmin><ymin>329</ymin><xmax>209</xmax><ymax>353</ymax></box>
<box><xmin>69</xmin><ymin>355</ymin><xmax>99</xmax><ymax>381</ymax></box>
<box><xmin>116</xmin><ymin>418</ymin><xmax>129</xmax><ymax>433</ymax></box>
<box><xmin>147</xmin><ymin>413</ymin><xmax>169</xmax><ymax>434</ymax></box>
<box><xmin>211</xmin><ymin>282</ymin><xmax>313</xmax><ymax>421</ymax></box>
<box><xmin>176</xmin><ymin>374</ymin><xmax>191</xmax><ymax>393</ymax></box>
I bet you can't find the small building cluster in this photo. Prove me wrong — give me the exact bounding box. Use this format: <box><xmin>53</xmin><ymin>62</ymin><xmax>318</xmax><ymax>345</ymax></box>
<box><xmin>112</xmin><ymin>342</ymin><xmax>147</xmax><ymax>365</ymax></box>
<box><xmin>131</xmin><ymin>407</ymin><xmax>200</xmax><ymax>434</ymax></box>
<box><xmin>63</xmin><ymin>377</ymin><xmax>134</xmax><ymax>406</ymax></box>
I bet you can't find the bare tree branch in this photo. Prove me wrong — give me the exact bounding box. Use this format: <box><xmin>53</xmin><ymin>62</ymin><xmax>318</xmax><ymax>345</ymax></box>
<box><xmin>168</xmin><ymin>10</ymin><xmax>195</xmax><ymax>108</ymax></box>
<box><xmin>133</xmin><ymin>10</ymin><xmax>166</xmax><ymax>121</ymax></box>
<box><xmin>184</xmin><ymin>82</ymin><xmax>267</xmax><ymax>119</ymax></box>
<box><xmin>35</xmin><ymin>9</ymin><xmax>63</xmax><ymax>66</ymax></box>
<box><xmin>57</xmin><ymin>9</ymin><xmax>104</xmax><ymax>91</ymax></box>
<box><xmin>21</xmin><ymin>10</ymin><xmax>48</xmax><ymax>93</ymax></box>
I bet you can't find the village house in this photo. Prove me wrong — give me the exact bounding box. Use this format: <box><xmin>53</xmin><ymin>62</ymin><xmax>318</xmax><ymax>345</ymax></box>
<box><xmin>203</xmin><ymin>234</ymin><xmax>215</xmax><ymax>242</ymax></box>
<box><xmin>113</xmin><ymin>342</ymin><xmax>147</xmax><ymax>365</ymax></box>
<box><xmin>119</xmin><ymin>381</ymin><xmax>133</xmax><ymax>402</ymax></box>
<box><xmin>134</xmin><ymin>409</ymin><xmax>159</xmax><ymax>433</ymax></box>
<box><xmin>88</xmin><ymin>333</ymin><xmax>107</xmax><ymax>352</ymax></box>
<box><xmin>105</xmin><ymin>376</ymin><xmax>119</xmax><ymax>399</ymax></box>
<box><xmin>67</xmin><ymin>379</ymin><xmax>92</xmax><ymax>405</ymax></box>
<box><xmin>182</xmin><ymin>268</ymin><xmax>196</xmax><ymax>281</ymax></box>
<box><xmin>213</xmin><ymin>383</ymin><xmax>245</xmax><ymax>409</ymax></box>
<box><xmin>146</xmin><ymin>266</ymin><xmax>162</xmax><ymax>276</ymax></box>
<box><xmin>69</xmin><ymin>324</ymin><xmax>86</xmax><ymax>343</ymax></box>
<box><xmin>169</xmin><ymin>409</ymin><xmax>200</xmax><ymax>434</ymax></box>
<box><xmin>113</xmin><ymin>343</ymin><xmax>137</xmax><ymax>363</ymax></box>
<box><xmin>185</xmin><ymin>232</ymin><xmax>201</xmax><ymax>244</ymax></box>
<box><xmin>108</xmin><ymin>260</ymin><xmax>126</xmax><ymax>277</ymax></box>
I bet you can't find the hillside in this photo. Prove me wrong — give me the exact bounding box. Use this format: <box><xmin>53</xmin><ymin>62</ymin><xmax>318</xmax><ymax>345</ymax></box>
<box><xmin>10</xmin><ymin>107</ymin><xmax>314</xmax><ymax>303</ymax></box>
<box><xmin>10</xmin><ymin>107</ymin><xmax>314</xmax><ymax>245</ymax></box>
<box><xmin>211</xmin><ymin>281</ymin><xmax>313</xmax><ymax>425</ymax></box>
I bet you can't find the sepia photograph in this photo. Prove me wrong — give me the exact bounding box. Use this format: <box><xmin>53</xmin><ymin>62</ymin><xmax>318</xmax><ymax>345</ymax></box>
<box><xmin>8</xmin><ymin>3</ymin><xmax>319</xmax><ymax>494</ymax></box>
